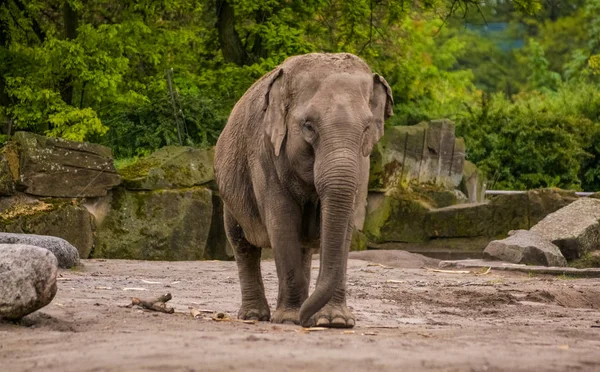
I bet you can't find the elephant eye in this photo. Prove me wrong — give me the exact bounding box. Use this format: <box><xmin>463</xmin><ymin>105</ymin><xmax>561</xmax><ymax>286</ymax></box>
<box><xmin>302</xmin><ymin>121</ymin><xmax>317</xmax><ymax>143</ymax></box>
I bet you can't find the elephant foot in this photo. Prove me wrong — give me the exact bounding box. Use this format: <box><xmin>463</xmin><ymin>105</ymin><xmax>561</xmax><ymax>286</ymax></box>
<box><xmin>307</xmin><ymin>304</ymin><xmax>355</xmax><ymax>328</ymax></box>
<box><xmin>238</xmin><ymin>302</ymin><xmax>270</xmax><ymax>321</ymax></box>
<box><xmin>271</xmin><ymin>308</ymin><xmax>300</xmax><ymax>325</ymax></box>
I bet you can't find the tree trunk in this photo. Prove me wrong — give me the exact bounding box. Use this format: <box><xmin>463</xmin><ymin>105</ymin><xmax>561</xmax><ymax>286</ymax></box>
<box><xmin>59</xmin><ymin>0</ymin><xmax>78</xmax><ymax>106</ymax></box>
<box><xmin>12</xmin><ymin>0</ymin><xmax>45</xmax><ymax>42</ymax></box>
<box><xmin>215</xmin><ymin>0</ymin><xmax>247</xmax><ymax>66</ymax></box>
<box><xmin>0</xmin><ymin>3</ymin><xmax>10</xmax><ymax>135</ymax></box>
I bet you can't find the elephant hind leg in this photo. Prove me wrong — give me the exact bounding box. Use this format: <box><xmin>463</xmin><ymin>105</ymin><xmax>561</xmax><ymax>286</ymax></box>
<box><xmin>224</xmin><ymin>209</ymin><xmax>270</xmax><ymax>321</ymax></box>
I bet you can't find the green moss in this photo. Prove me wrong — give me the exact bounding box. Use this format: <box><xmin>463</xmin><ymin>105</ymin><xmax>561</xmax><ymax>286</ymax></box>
<box><xmin>363</xmin><ymin>194</ymin><xmax>392</xmax><ymax>242</ymax></box>
<box><xmin>1</xmin><ymin>141</ymin><xmax>20</xmax><ymax>181</ymax></box>
<box><xmin>569</xmin><ymin>251</ymin><xmax>600</xmax><ymax>269</ymax></box>
<box><xmin>118</xmin><ymin>157</ymin><xmax>162</xmax><ymax>180</ymax></box>
<box><xmin>94</xmin><ymin>186</ymin><xmax>215</xmax><ymax>260</ymax></box>
<box><xmin>350</xmin><ymin>229</ymin><xmax>369</xmax><ymax>251</ymax></box>
<box><xmin>364</xmin><ymin>188</ymin><xmax>432</xmax><ymax>243</ymax></box>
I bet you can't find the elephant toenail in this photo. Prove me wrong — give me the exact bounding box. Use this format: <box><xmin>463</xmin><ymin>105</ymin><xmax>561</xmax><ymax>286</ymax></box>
<box><xmin>316</xmin><ymin>317</ymin><xmax>330</xmax><ymax>326</ymax></box>
<box><xmin>331</xmin><ymin>317</ymin><xmax>347</xmax><ymax>326</ymax></box>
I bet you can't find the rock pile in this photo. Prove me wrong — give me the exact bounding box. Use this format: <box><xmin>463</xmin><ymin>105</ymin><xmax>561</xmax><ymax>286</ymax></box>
<box><xmin>484</xmin><ymin>198</ymin><xmax>600</xmax><ymax>266</ymax></box>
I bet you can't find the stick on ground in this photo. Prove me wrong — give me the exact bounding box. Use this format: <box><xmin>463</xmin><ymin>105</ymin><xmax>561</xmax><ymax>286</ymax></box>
<box><xmin>126</xmin><ymin>293</ymin><xmax>174</xmax><ymax>314</ymax></box>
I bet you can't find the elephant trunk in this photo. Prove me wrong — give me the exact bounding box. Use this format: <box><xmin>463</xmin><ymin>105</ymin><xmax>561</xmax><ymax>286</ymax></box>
<box><xmin>299</xmin><ymin>150</ymin><xmax>358</xmax><ymax>326</ymax></box>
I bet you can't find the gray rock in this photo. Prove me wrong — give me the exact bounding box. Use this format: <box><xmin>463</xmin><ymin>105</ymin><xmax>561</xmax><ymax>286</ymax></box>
<box><xmin>483</xmin><ymin>230</ymin><xmax>567</xmax><ymax>267</ymax></box>
<box><xmin>530</xmin><ymin>198</ymin><xmax>600</xmax><ymax>260</ymax></box>
<box><xmin>0</xmin><ymin>196</ymin><xmax>95</xmax><ymax>259</ymax></box>
<box><xmin>368</xmin><ymin>119</ymin><xmax>465</xmax><ymax>190</ymax></box>
<box><xmin>94</xmin><ymin>186</ymin><xmax>216</xmax><ymax>260</ymax></box>
<box><xmin>0</xmin><ymin>244</ymin><xmax>58</xmax><ymax>320</ymax></box>
<box><xmin>460</xmin><ymin>160</ymin><xmax>486</xmax><ymax>203</ymax></box>
<box><xmin>0</xmin><ymin>154</ymin><xmax>15</xmax><ymax>196</ymax></box>
<box><xmin>118</xmin><ymin>146</ymin><xmax>214</xmax><ymax>190</ymax></box>
<box><xmin>13</xmin><ymin>131</ymin><xmax>121</xmax><ymax>197</ymax></box>
<box><xmin>0</xmin><ymin>233</ymin><xmax>79</xmax><ymax>268</ymax></box>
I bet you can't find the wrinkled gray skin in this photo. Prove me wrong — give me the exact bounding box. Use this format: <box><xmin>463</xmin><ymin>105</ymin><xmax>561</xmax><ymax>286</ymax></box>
<box><xmin>214</xmin><ymin>53</ymin><xmax>393</xmax><ymax>328</ymax></box>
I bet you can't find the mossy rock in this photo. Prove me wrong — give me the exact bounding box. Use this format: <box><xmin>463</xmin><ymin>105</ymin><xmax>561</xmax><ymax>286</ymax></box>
<box><xmin>94</xmin><ymin>186</ymin><xmax>214</xmax><ymax>260</ymax></box>
<box><xmin>425</xmin><ymin>202</ymin><xmax>495</xmax><ymax>239</ymax></box>
<box><xmin>119</xmin><ymin>146</ymin><xmax>214</xmax><ymax>190</ymax></box>
<box><xmin>363</xmin><ymin>189</ymin><xmax>432</xmax><ymax>243</ymax></box>
<box><xmin>350</xmin><ymin>229</ymin><xmax>368</xmax><ymax>251</ymax></box>
<box><xmin>0</xmin><ymin>195</ymin><xmax>95</xmax><ymax>258</ymax></box>
<box><xmin>569</xmin><ymin>251</ymin><xmax>600</xmax><ymax>268</ymax></box>
<box><xmin>0</xmin><ymin>155</ymin><xmax>14</xmax><ymax>196</ymax></box>
<box><xmin>11</xmin><ymin>131</ymin><xmax>121</xmax><ymax>197</ymax></box>
<box><xmin>425</xmin><ymin>193</ymin><xmax>530</xmax><ymax>239</ymax></box>
<box><xmin>411</xmin><ymin>183</ymin><xmax>468</xmax><ymax>208</ymax></box>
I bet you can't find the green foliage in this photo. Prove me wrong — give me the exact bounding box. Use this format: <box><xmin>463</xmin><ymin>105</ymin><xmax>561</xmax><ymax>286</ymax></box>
<box><xmin>0</xmin><ymin>0</ymin><xmax>599</xmax><ymax>191</ymax></box>
<box><xmin>458</xmin><ymin>83</ymin><xmax>600</xmax><ymax>190</ymax></box>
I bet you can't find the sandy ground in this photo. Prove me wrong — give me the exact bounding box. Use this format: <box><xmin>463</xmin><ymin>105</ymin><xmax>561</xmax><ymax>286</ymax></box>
<box><xmin>2</xmin><ymin>250</ymin><xmax>600</xmax><ymax>372</ymax></box>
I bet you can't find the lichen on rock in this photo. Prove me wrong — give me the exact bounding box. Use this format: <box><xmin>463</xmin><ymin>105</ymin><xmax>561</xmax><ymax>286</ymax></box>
<box><xmin>118</xmin><ymin>146</ymin><xmax>215</xmax><ymax>191</ymax></box>
<box><xmin>94</xmin><ymin>186</ymin><xmax>214</xmax><ymax>260</ymax></box>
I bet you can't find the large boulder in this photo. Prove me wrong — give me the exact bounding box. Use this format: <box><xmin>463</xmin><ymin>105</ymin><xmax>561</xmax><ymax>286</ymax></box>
<box><xmin>0</xmin><ymin>232</ymin><xmax>79</xmax><ymax>268</ymax></box>
<box><xmin>483</xmin><ymin>230</ymin><xmax>567</xmax><ymax>267</ymax></box>
<box><xmin>368</xmin><ymin>119</ymin><xmax>465</xmax><ymax>190</ymax></box>
<box><xmin>11</xmin><ymin>131</ymin><xmax>120</xmax><ymax>197</ymax></box>
<box><xmin>0</xmin><ymin>244</ymin><xmax>58</xmax><ymax>320</ymax></box>
<box><xmin>424</xmin><ymin>190</ymin><xmax>579</xmax><ymax>241</ymax></box>
<box><xmin>363</xmin><ymin>190</ymin><xmax>432</xmax><ymax>243</ymax></box>
<box><xmin>94</xmin><ymin>187</ymin><xmax>215</xmax><ymax>260</ymax></box>
<box><xmin>0</xmin><ymin>195</ymin><xmax>95</xmax><ymax>259</ymax></box>
<box><xmin>530</xmin><ymin>197</ymin><xmax>600</xmax><ymax>260</ymax></box>
<box><xmin>527</xmin><ymin>188</ymin><xmax>578</xmax><ymax>227</ymax></box>
<box><xmin>118</xmin><ymin>146</ymin><xmax>214</xmax><ymax>190</ymax></box>
<box><xmin>425</xmin><ymin>193</ymin><xmax>530</xmax><ymax>239</ymax></box>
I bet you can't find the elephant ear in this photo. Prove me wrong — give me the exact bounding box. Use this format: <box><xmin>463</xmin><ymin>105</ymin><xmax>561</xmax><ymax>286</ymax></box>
<box><xmin>363</xmin><ymin>73</ymin><xmax>394</xmax><ymax>157</ymax></box>
<box><xmin>264</xmin><ymin>68</ymin><xmax>287</xmax><ymax>157</ymax></box>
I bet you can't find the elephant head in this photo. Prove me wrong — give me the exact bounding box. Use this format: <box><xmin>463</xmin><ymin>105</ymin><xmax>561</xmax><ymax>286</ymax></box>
<box><xmin>262</xmin><ymin>55</ymin><xmax>393</xmax><ymax>326</ymax></box>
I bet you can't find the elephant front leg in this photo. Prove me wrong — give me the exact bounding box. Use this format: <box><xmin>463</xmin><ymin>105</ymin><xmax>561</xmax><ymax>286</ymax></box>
<box><xmin>271</xmin><ymin>245</ymin><xmax>313</xmax><ymax>324</ymax></box>
<box><xmin>225</xmin><ymin>210</ymin><xmax>270</xmax><ymax>321</ymax></box>
<box><xmin>305</xmin><ymin>223</ymin><xmax>355</xmax><ymax>328</ymax></box>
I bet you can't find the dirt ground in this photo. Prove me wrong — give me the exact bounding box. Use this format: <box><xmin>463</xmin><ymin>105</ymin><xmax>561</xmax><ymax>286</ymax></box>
<box><xmin>2</xmin><ymin>250</ymin><xmax>600</xmax><ymax>372</ymax></box>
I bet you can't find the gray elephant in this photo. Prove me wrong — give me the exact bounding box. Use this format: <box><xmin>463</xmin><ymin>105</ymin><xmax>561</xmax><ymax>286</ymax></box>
<box><xmin>214</xmin><ymin>52</ymin><xmax>393</xmax><ymax>328</ymax></box>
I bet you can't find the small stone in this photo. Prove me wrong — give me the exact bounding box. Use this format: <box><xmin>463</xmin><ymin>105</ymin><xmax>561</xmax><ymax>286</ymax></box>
<box><xmin>0</xmin><ymin>232</ymin><xmax>80</xmax><ymax>269</ymax></box>
<box><xmin>0</xmin><ymin>244</ymin><xmax>58</xmax><ymax>320</ymax></box>
<box><xmin>483</xmin><ymin>230</ymin><xmax>567</xmax><ymax>267</ymax></box>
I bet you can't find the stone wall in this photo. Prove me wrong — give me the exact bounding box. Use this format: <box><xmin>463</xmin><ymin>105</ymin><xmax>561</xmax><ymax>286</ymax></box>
<box><xmin>0</xmin><ymin>122</ymin><xmax>585</xmax><ymax>261</ymax></box>
<box><xmin>0</xmin><ymin>132</ymin><xmax>230</xmax><ymax>261</ymax></box>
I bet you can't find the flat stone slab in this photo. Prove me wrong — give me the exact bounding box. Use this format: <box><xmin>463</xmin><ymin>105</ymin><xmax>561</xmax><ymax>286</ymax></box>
<box><xmin>439</xmin><ymin>259</ymin><xmax>600</xmax><ymax>278</ymax></box>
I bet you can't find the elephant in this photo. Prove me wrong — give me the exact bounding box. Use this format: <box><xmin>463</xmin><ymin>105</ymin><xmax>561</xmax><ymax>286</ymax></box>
<box><xmin>214</xmin><ymin>52</ymin><xmax>393</xmax><ymax>328</ymax></box>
